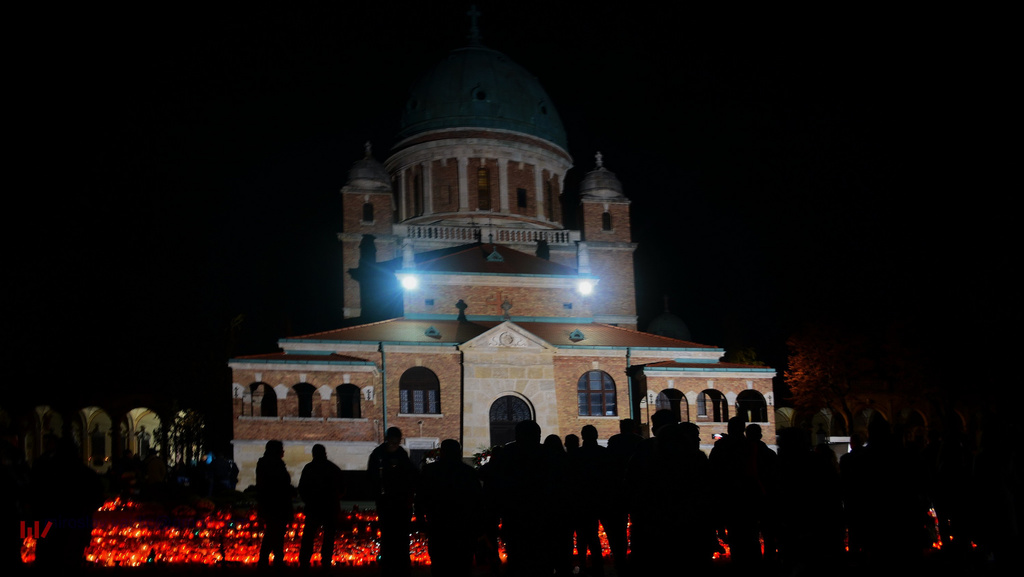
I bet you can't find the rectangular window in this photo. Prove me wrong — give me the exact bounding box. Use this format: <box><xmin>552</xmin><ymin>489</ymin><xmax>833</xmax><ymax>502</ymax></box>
<box><xmin>563</xmin><ymin>303</ymin><xmax>572</xmax><ymax>310</ymax></box>
<box><xmin>517</xmin><ymin>188</ymin><xmax>527</xmax><ymax>208</ymax></box>
<box><xmin>428</xmin><ymin>390</ymin><xmax>438</xmax><ymax>414</ymax></box>
<box><xmin>413</xmin><ymin>390</ymin><xmax>425</xmax><ymax>414</ymax></box>
<box><xmin>400</xmin><ymin>391</ymin><xmax>410</xmax><ymax>414</ymax></box>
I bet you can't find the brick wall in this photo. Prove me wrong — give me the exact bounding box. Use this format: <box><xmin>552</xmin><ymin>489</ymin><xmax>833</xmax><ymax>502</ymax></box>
<box><xmin>405</xmin><ymin>282</ymin><xmax>592</xmax><ymax>319</ymax></box>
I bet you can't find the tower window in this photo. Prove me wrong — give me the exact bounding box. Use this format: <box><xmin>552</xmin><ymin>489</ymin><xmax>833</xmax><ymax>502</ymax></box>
<box><xmin>362</xmin><ymin>202</ymin><xmax>374</xmax><ymax>223</ymax></box>
<box><xmin>517</xmin><ymin>187</ymin><xmax>527</xmax><ymax>208</ymax></box>
<box><xmin>477</xmin><ymin>168</ymin><xmax>491</xmax><ymax>210</ymax></box>
<box><xmin>602</xmin><ymin>211</ymin><xmax>612</xmax><ymax>231</ymax></box>
<box><xmin>414</xmin><ymin>173</ymin><xmax>423</xmax><ymax>216</ymax></box>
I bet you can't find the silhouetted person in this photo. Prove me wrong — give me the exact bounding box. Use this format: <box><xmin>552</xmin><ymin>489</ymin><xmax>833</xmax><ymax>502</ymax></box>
<box><xmin>965</xmin><ymin>419</ymin><xmax>1015</xmax><ymax>569</ymax></box>
<box><xmin>416</xmin><ymin>439</ymin><xmax>482</xmax><ymax>577</ymax></box>
<box><xmin>626</xmin><ymin>409</ymin><xmax>682</xmax><ymax>574</ymax></box>
<box><xmin>670</xmin><ymin>421</ymin><xmax>717</xmax><ymax>576</ymax></box>
<box><xmin>476</xmin><ymin>444</ymin><xmax>504</xmax><ymax>575</ymax></box>
<box><xmin>571</xmin><ymin>425</ymin><xmax>608</xmax><ymax>577</ymax></box>
<box><xmin>709</xmin><ymin>416</ymin><xmax>761</xmax><ymax>569</ymax></box>
<box><xmin>299</xmin><ymin>444</ymin><xmax>343</xmax><ymax>568</ymax></box>
<box><xmin>541</xmin><ymin>434</ymin><xmax>573</xmax><ymax>576</ymax></box>
<box><xmin>745</xmin><ymin>423</ymin><xmax>779</xmax><ymax>567</ymax></box>
<box><xmin>31</xmin><ymin>437</ymin><xmax>104</xmax><ymax>569</ymax></box>
<box><xmin>256</xmin><ymin>439</ymin><xmax>294</xmax><ymax>568</ymax></box>
<box><xmin>839</xmin><ymin>431</ymin><xmax>867</xmax><ymax>561</ymax></box>
<box><xmin>493</xmin><ymin>419</ymin><xmax>548</xmax><ymax>577</ymax></box>
<box><xmin>775</xmin><ymin>427</ymin><xmax>844</xmax><ymax>575</ymax></box>
<box><xmin>605</xmin><ymin>418</ymin><xmax>642</xmax><ymax>575</ymax></box>
<box><xmin>858</xmin><ymin>418</ymin><xmax>928</xmax><ymax>570</ymax></box>
<box><xmin>564</xmin><ymin>433</ymin><xmax>580</xmax><ymax>454</ymax></box>
<box><xmin>210</xmin><ymin>451</ymin><xmax>239</xmax><ymax>494</ymax></box>
<box><xmin>928</xmin><ymin>428</ymin><xmax>973</xmax><ymax>560</ymax></box>
<box><xmin>142</xmin><ymin>449</ymin><xmax>168</xmax><ymax>500</ymax></box>
<box><xmin>368</xmin><ymin>427</ymin><xmax>417</xmax><ymax>577</ymax></box>
<box><xmin>1</xmin><ymin>426</ymin><xmax>30</xmax><ymax>568</ymax></box>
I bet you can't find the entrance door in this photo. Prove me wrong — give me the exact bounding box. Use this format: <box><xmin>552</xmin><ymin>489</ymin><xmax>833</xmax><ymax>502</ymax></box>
<box><xmin>489</xmin><ymin>396</ymin><xmax>532</xmax><ymax>448</ymax></box>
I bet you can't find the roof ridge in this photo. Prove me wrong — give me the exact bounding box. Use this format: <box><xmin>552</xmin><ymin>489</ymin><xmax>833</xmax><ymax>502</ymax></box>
<box><xmin>283</xmin><ymin>317</ymin><xmax>403</xmax><ymax>339</ymax></box>
<box><xmin>592</xmin><ymin>322</ymin><xmax>717</xmax><ymax>348</ymax></box>
<box><xmin>417</xmin><ymin>244</ymin><xmax>483</xmax><ymax>266</ymax></box>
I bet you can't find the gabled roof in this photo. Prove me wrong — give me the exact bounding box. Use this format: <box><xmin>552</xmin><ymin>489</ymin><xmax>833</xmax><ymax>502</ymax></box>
<box><xmin>279</xmin><ymin>318</ymin><xmax>720</xmax><ymax>350</ymax></box>
<box><xmin>283</xmin><ymin>318</ymin><xmax>490</xmax><ymax>345</ymax></box>
<box><xmin>414</xmin><ymin>243</ymin><xmax>578</xmax><ymax>276</ymax></box>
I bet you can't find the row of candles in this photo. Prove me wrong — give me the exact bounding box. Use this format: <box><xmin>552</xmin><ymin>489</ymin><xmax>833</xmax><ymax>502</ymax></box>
<box><xmin>27</xmin><ymin>497</ymin><xmax>942</xmax><ymax>567</ymax></box>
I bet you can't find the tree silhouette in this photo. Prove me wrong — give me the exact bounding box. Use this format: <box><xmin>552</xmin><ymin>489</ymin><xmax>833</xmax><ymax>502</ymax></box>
<box><xmin>784</xmin><ymin>323</ymin><xmax>873</xmax><ymax>434</ymax></box>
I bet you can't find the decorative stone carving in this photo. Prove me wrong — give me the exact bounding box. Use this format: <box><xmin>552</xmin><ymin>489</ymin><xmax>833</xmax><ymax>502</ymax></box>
<box><xmin>489</xmin><ymin>331</ymin><xmax>527</xmax><ymax>348</ymax></box>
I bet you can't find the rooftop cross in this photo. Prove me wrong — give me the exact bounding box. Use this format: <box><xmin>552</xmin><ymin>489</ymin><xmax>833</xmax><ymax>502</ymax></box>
<box><xmin>364</xmin><ymin>141</ymin><xmax>372</xmax><ymax>158</ymax></box>
<box><xmin>595</xmin><ymin>151</ymin><xmax>604</xmax><ymax>168</ymax></box>
<box><xmin>467</xmin><ymin>5</ymin><xmax>482</xmax><ymax>46</ymax></box>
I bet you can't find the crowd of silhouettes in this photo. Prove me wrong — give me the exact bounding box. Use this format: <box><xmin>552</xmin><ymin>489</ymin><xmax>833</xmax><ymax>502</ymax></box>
<box><xmin>3</xmin><ymin>410</ymin><xmax>1019</xmax><ymax>574</ymax></box>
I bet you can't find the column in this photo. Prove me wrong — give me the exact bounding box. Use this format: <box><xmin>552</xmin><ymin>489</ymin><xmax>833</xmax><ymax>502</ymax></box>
<box><xmin>457</xmin><ymin>157</ymin><xmax>469</xmax><ymax>211</ymax></box>
<box><xmin>397</xmin><ymin>167</ymin><xmax>407</xmax><ymax>221</ymax></box>
<box><xmin>422</xmin><ymin>160</ymin><xmax>433</xmax><ymax>215</ymax></box>
<box><xmin>535</xmin><ymin>165</ymin><xmax>545</xmax><ymax>220</ymax></box>
<box><xmin>498</xmin><ymin>158</ymin><xmax>509</xmax><ymax>213</ymax></box>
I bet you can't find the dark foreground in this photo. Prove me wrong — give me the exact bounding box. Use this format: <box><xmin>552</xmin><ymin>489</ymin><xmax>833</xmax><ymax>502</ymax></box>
<box><xmin>17</xmin><ymin>548</ymin><xmax>1009</xmax><ymax>577</ymax></box>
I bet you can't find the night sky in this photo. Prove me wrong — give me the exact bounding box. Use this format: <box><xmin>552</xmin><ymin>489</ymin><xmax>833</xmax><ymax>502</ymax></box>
<box><xmin>10</xmin><ymin>4</ymin><xmax>1013</xmax><ymax>406</ymax></box>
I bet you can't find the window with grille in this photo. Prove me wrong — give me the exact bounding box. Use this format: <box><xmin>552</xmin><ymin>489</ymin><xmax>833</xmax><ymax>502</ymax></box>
<box><xmin>576</xmin><ymin>370</ymin><xmax>617</xmax><ymax>416</ymax></box>
<box><xmin>399</xmin><ymin>367</ymin><xmax>441</xmax><ymax>414</ymax></box>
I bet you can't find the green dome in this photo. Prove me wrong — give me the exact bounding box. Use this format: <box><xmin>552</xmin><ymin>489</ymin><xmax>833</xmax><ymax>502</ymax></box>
<box><xmin>397</xmin><ymin>45</ymin><xmax>568</xmax><ymax>150</ymax></box>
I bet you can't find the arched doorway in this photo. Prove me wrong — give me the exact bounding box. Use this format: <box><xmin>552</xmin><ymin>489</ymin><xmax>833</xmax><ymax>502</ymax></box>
<box><xmin>655</xmin><ymin>389</ymin><xmax>687</xmax><ymax>423</ymax></box>
<box><xmin>489</xmin><ymin>395</ymin><xmax>532</xmax><ymax>448</ymax></box>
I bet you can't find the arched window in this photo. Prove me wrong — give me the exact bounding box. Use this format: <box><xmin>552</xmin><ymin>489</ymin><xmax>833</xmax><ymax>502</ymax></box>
<box><xmin>696</xmin><ymin>389</ymin><xmax>728</xmax><ymax>422</ymax></box>
<box><xmin>362</xmin><ymin>202</ymin><xmax>374</xmax><ymax>223</ymax></box>
<box><xmin>577</xmin><ymin>370</ymin><xmax>617</xmax><ymax>416</ymax></box>
<box><xmin>399</xmin><ymin>367</ymin><xmax>440</xmax><ymax>414</ymax></box>
<box><xmin>655</xmin><ymin>389</ymin><xmax>688</xmax><ymax>423</ymax></box>
<box><xmin>294</xmin><ymin>383</ymin><xmax>316</xmax><ymax>418</ymax></box>
<box><xmin>735</xmin><ymin>390</ymin><xmax>768</xmax><ymax>423</ymax></box>
<box><xmin>489</xmin><ymin>395</ymin><xmax>533</xmax><ymax>447</ymax></box>
<box><xmin>336</xmin><ymin>384</ymin><xmax>361</xmax><ymax>419</ymax></box>
<box><xmin>251</xmin><ymin>383</ymin><xmax>277</xmax><ymax>417</ymax></box>
<box><xmin>602</xmin><ymin>211</ymin><xmax>612</xmax><ymax>231</ymax></box>
<box><xmin>477</xmin><ymin>167</ymin><xmax>491</xmax><ymax>210</ymax></box>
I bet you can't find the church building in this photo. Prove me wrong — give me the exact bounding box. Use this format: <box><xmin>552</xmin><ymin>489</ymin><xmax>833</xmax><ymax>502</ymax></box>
<box><xmin>228</xmin><ymin>17</ymin><xmax>775</xmax><ymax>487</ymax></box>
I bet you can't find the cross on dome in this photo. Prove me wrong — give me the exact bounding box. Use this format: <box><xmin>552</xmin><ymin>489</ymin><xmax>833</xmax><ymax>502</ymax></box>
<box><xmin>467</xmin><ymin>5</ymin><xmax>482</xmax><ymax>46</ymax></box>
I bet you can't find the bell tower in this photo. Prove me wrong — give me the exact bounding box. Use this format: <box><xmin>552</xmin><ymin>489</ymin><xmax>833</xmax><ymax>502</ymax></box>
<box><xmin>339</xmin><ymin>142</ymin><xmax>397</xmax><ymax>320</ymax></box>
<box><xmin>579</xmin><ymin>152</ymin><xmax>637</xmax><ymax>328</ymax></box>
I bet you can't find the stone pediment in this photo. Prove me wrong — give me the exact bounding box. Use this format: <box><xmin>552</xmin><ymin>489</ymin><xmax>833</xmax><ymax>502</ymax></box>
<box><xmin>459</xmin><ymin>321</ymin><xmax>556</xmax><ymax>351</ymax></box>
